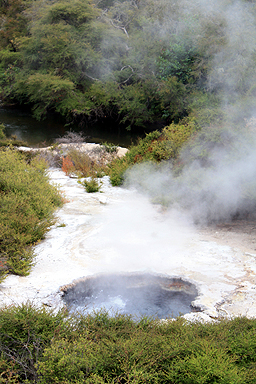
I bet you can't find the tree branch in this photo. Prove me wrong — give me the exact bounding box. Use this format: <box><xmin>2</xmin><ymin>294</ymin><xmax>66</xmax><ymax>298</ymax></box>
<box><xmin>120</xmin><ymin>65</ymin><xmax>134</xmax><ymax>84</ymax></box>
<box><xmin>110</xmin><ymin>19</ymin><xmax>129</xmax><ymax>38</ymax></box>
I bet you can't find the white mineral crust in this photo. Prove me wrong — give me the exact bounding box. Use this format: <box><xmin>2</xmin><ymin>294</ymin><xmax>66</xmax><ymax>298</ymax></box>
<box><xmin>1</xmin><ymin>168</ymin><xmax>256</xmax><ymax>321</ymax></box>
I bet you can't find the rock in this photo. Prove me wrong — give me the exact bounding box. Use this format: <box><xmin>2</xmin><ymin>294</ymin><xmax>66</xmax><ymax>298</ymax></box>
<box><xmin>17</xmin><ymin>142</ymin><xmax>128</xmax><ymax>165</ymax></box>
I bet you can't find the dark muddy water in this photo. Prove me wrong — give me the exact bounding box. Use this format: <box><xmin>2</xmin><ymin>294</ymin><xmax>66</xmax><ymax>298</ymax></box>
<box><xmin>0</xmin><ymin>107</ymin><xmax>144</xmax><ymax>147</ymax></box>
<box><xmin>63</xmin><ymin>273</ymin><xmax>199</xmax><ymax>319</ymax></box>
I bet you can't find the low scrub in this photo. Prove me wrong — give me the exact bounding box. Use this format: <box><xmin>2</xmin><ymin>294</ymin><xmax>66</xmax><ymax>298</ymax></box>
<box><xmin>61</xmin><ymin>148</ymin><xmax>107</xmax><ymax>178</ymax></box>
<box><xmin>1</xmin><ymin>304</ymin><xmax>256</xmax><ymax>383</ymax></box>
<box><xmin>0</xmin><ymin>149</ymin><xmax>62</xmax><ymax>280</ymax></box>
<box><xmin>0</xmin><ymin>304</ymin><xmax>68</xmax><ymax>383</ymax></box>
<box><xmin>109</xmin><ymin>118</ymin><xmax>196</xmax><ymax>186</ymax></box>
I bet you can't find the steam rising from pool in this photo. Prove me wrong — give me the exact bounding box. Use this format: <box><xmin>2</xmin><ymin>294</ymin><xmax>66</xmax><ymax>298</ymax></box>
<box><xmin>62</xmin><ymin>273</ymin><xmax>199</xmax><ymax>319</ymax></box>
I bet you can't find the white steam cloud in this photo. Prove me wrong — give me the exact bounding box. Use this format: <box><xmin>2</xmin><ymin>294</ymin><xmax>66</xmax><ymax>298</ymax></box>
<box><xmin>118</xmin><ymin>0</ymin><xmax>256</xmax><ymax>224</ymax></box>
<box><xmin>124</xmin><ymin>146</ymin><xmax>256</xmax><ymax>224</ymax></box>
<box><xmin>95</xmin><ymin>0</ymin><xmax>256</xmax><ymax>224</ymax></box>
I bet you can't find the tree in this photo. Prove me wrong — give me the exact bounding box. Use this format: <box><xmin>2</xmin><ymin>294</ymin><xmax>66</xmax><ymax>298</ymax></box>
<box><xmin>21</xmin><ymin>0</ymin><xmax>101</xmax><ymax>81</ymax></box>
<box><xmin>0</xmin><ymin>0</ymin><xmax>29</xmax><ymax>50</ymax></box>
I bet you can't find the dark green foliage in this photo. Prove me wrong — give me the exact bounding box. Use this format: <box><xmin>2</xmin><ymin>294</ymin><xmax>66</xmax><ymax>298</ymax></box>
<box><xmin>13</xmin><ymin>72</ymin><xmax>78</xmax><ymax>120</ymax></box>
<box><xmin>157</xmin><ymin>42</ymin><xmax>199</xmax><ymax>85</ymax></box>
<box><xmin>101</xmin><ymin>142</ymin><xmax>117</xmax><ymax>154</ymax></box>
<box><xmin>0</xmin><ymin>0</ymin><xmax>103</xmax><ymax>118</ymax></box>
<box><xmin>0</xmin><ymin>149</ymin><xmax>62</xmax><ymax>279</ymax></box>
<box><xmin>3</xmin><ymin>305</ymin><xmax>256</xmax><ymax>383</ymax></box>
<box><xmin>157</xmin><ymin>77</ymin><xmax>188</xmax><ymax>122</ymax></box>
<box><xmin>0</xmin><ymin>0</ymin><xmax>29</xmax><ymax>50</ymax></box>
<box><xmin>0</xmin><ymin>49</ymin><xmax>22</xmax><ymax>68</ymax></box>
<box><xmin>84</xmin><ymin>79</ymin><xmax>163</xmax><ymax>129</ymax></box>
<box><xmin>1</xmin><ymin>0</ymin><xmax>256</xmax><ymax>131</ymax></box>
<box><xmin>0</xmin><ymin>0</ymin><xmax>238</xmax><ymax>129</ymax></box>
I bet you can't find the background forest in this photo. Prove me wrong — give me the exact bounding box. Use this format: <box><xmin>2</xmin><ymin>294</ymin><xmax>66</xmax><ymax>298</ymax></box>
<box><xmin>1</xmin><ymin>0</ymin><xmax>256</xmax><ymax>132</ymax></box>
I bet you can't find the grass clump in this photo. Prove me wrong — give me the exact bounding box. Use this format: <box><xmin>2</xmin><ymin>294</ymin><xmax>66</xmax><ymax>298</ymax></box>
<box><xmin>108</xmin><ymin>118</ymin><xmax>196</xmax><ymax>186</ymax></box>
<box><xmin>0</xmin><ymin>149</ymin><xmax>62</xmax><ymax>280</ymax></box>
<box><xmin>2</xmin><ymin>305</ymin><xmax>256</xmax><ymax>383</ymax></box>
<box><xmin>81</xmin><ymin>177</ymin><xmax>102</xmax><ymax>193</ymax></box>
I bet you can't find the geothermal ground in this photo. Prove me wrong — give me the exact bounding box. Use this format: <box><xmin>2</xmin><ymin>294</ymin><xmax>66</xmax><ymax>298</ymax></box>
<box><xmin>1</xmin><ymin>168</ymin><xmax>256</xmax><ymax>322</ymax></box>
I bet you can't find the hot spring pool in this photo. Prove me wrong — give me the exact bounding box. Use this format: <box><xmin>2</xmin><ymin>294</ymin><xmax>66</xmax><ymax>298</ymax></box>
<box><xmin>61</xmin><ymin>273</ymin><xmax>199</xmax><ymax>319</ymax></box>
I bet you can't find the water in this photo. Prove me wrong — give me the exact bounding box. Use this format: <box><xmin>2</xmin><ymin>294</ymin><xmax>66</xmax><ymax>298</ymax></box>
<box><xmin>63</xmin><ymin>273</ymin><xmax>199</xmax><ymax>319</ymax></box>
<box><xmin>0</xmin><ymin>107</ymin><xmax>145</xmax><ymax>147</ymax></box>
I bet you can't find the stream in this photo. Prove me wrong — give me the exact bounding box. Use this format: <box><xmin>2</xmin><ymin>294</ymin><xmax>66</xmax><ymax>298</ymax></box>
<box><xmin>0</xmin><ymin>106</ymin><xmax>142</xmax><ymax>147</ymax></box>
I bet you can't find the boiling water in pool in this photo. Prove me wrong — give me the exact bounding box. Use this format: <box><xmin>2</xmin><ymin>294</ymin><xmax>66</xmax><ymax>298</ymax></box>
<box><xmin>62</xmin><ymin>273</ymin><xmax>199</xmax><ymax>319</ymax></box>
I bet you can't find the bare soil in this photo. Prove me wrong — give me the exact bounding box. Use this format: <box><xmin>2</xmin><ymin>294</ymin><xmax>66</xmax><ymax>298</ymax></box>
<box><xmin>199</xmin><ymin>217</ymin><xmax>256</xmax><ymax>254</ymax></box>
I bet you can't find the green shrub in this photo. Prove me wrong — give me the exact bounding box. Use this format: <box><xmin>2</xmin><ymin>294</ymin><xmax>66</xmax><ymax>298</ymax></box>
<box><xmin>167</xmin><ymin>339</ymin><xmax>241</xmax><ymax>383</ymax></box>
<box><xmin>2</xmin><ymin>306</ymin><xmax>256</xmax><ymax>383</ymax></box>
<box><xmin>101</xmin><ymin>142</ymin><xmax>117</xmax><ymax>154</ymax></box>
<box><xmin>0</xmin><ymin>50</ymin><xmax>23</xmax><ymax>69</ymax></box>
<box><xmin>0</xmin><ymin>304</ymin><xmax>68</xmax><ymax>383</ymax></box>
<box><xmin>108</xmin><ymin>156</ymin><xmax>130</xmax><ymax>186</ymax></box>
<box><xmin>82</xmin><ymin>177</ymin><xmax>102</xmax><ymax>193</ymax></box>
<box><xmin>0</xmin><ymin>149</ymin><xmax>62</xmax><ymax>279</ymax></box>
<box><xmin>13</xmin><ymin>73</ymin><xmax>77</xmax><ymax>120</ymax></box>
<box><xmin>108</xmin><ymin>119</ymin><xmax>197</xmax><ymax>186</ymax></box>
<box><xmin>37</xmin><ymin>313</ymin><xmax>246</xmax><ymax>384</ymax></box>
<box><xmin>108</xmin><ymin>131</ymin><xmax>167</xmax><ymax>186</ymax></box>
<box><xmin>162</xmin><ymin>118</ymin><xmax>197</xmax><ymax>157</ymax></box>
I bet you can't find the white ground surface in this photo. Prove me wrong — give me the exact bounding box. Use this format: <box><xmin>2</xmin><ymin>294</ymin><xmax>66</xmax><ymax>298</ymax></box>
<box><xmin>1</xmin><ymin>168</ymin><xmax>256</xmax><ymax>322</ymax></box>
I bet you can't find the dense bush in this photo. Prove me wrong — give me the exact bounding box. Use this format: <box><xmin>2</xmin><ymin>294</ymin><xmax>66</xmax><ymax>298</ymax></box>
<box><xmin>0</xmin><ymin>0</ymin><xmax>238</xmax><ymax>129</ymax></box>
<box><xmin>109</xmin><ymin>118</ymin><xmax>197</xmax><ymax>186</ymax></box>
<box><xmin>1</xmin><ymin>305</ymin><xmax>256</xmax><ymax>383</ymax></box>
<box><xmin>0</xmin><ymin>304</ymin><xmax>68</xmax><ymax>383</ymax></box>
<box><xmin>0</xmin><ymin>148</ymin><xmax>62</xmax><ymax>280</ymax></box>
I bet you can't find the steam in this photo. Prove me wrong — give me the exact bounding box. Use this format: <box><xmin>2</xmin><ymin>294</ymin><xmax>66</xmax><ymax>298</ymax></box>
<box><xmin>63</xmin><ymin>274</ymin><xmax>198</xmax><ymax>318</ymax></box>
<box><xmin>72</xmin><ymin>190</ymin><xmax>198</xmax><ymax>284</ymax></box>
<box><xmin>99</xmin><ymin>0</ymin><xmax>254</xmax><ymax>224</ymax></box>
<box><xmin>124</xmin><ymin>119</ymin><xmax>256</xmax><ymax>224</ymax></box>
<box><xmin>99</xmin><ymin>0</ymin><xmax>256</xmax><ymax>95</ymax></box>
